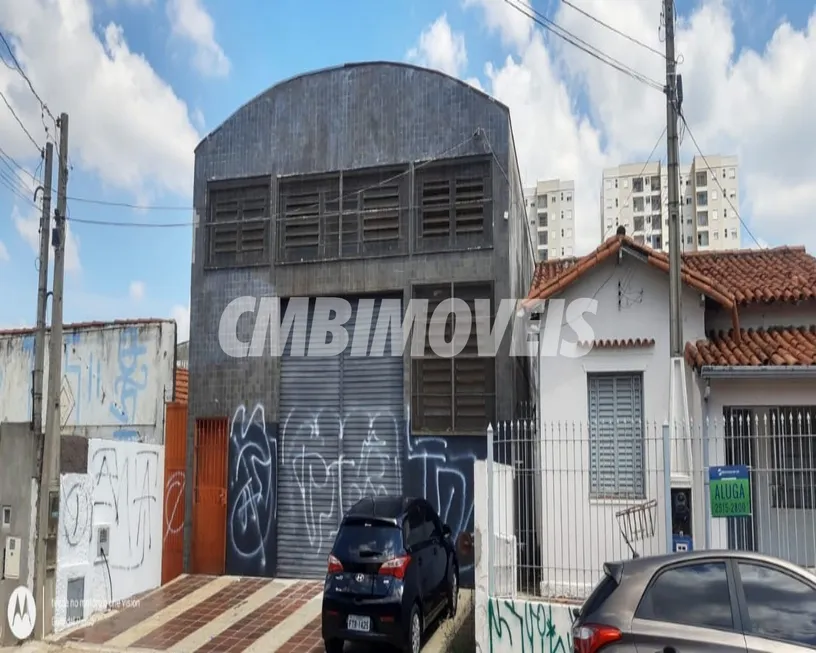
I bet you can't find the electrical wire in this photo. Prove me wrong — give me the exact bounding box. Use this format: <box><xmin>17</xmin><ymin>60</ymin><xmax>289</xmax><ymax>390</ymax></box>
<box><xmin>559</xmin><ymin>0</ymin><xmax>667</xmax><ymax>60</ymax></box>
<box><xmin>0</xmin><ymin>29</ymin><xmax>58</xmax><ymax>126</ymax></box>
<box><xmin>602</xmin><ymin>127</ymin><xmax>667</xmax><ymax>241</ymax></box>
<box><xmin>500</xmin><ymin>0</ymin><xmax>664</xmax><ymax>93</ymax></box>
<box><xmin>0</xmin><ymin>89</ymin><xmax>43</xmax><ymax>152</ymax></box>
<box><xmin>53</xmin><ymin>131</ymin><xmax>483</xmax><ymax>228</ymax></box>
<box><xmin>677</xmin><ymin>113</ymin><xmax>763</xmax><ymax>249</ymax></box>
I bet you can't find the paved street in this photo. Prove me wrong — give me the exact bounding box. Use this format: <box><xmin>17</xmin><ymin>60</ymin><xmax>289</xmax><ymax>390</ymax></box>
<box><xmin>4</xmin><ymin>575</ymin><xmax>469</xmax><ymax>653</ymax></box>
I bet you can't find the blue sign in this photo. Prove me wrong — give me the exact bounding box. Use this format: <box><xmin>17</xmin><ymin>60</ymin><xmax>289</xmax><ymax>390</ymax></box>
<box><xmin>673</xmin><ymin>535</ymin><xmax>693</xmax><ymax>553</ymax></box>
<box><xmin>709</xmin><ymin>465</ymin><xmax>752</xmax><ymax>518</ymax></box>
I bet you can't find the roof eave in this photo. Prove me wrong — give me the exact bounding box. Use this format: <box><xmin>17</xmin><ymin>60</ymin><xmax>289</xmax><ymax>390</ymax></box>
<box><xmin>699</xmin><ymin>365</ymin><xmax>816</xmax><ymax>379</ymax></box>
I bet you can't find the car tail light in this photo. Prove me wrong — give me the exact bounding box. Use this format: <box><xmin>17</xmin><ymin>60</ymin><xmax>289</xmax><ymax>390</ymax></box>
<box><xmin>572</xmin><ymin>624</ymin><xmax>621</xmax><ymax>653</ymax></box>
<box><xmin>327</xmin><ymin>554</ymin><xmax>343</xmax><ymax>574</ymax></box>
<box><xmin>378</xmin><ymin>555</ymin><xmax>411</xmax><ymax>580</ymax></box>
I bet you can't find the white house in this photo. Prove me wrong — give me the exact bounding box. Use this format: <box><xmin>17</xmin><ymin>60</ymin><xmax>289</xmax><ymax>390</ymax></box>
<box><xmin>524</xmin><ymin>231</ymin><xmax>816</xmax><ymax>597</ymax></box>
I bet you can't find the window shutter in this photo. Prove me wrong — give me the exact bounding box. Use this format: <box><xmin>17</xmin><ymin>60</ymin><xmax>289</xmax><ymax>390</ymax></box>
<box><xmin>421</xmin><ymin>179</ymin><xmax>451</xmax><ymax>237</ymax></box>
<box><xmin>588</xmin><ymin>374</ymin><xmax>644</xmax><ymax>498</ymax></box>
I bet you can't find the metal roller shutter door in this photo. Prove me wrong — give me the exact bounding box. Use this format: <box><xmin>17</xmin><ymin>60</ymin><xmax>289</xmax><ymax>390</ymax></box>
<box><xmin>276</xmin><ymin>297</ymin><xmax>404</xmax><ymax>579</ymax></box>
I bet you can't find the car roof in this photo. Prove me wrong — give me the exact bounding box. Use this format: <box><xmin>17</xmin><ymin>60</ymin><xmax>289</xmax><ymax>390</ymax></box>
<box><xmin>344</xmin><ymin>495</ymin><xmax>418</xmax><ymax>523</ymax></box>
<box><xmin>607</xmin><ymin>549</ymin><xmax>815</xmax><ymax>584</ymax></box>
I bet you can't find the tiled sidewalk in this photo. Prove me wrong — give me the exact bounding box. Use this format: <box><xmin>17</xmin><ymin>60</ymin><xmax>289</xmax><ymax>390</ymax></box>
<box><xmin>51</xmin><ymin>575</ymin><xmax>328</xmax><ymax>653</ymax></box>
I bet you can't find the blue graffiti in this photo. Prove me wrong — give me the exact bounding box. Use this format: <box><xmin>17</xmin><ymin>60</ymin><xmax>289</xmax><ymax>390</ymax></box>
<box><xmin>63</xmin><ymin>332</ymin><xmax>83</xmax><ymax>422</ymax></box>
<box><xmin>113</xmin><ymin>429</ymin><xmax>141</xmax><ymax>441</ymax></box>
<box><xmin>109</xmin><ymin>327</ymin><xmax>148</xmax><ymax>425</ymax></box>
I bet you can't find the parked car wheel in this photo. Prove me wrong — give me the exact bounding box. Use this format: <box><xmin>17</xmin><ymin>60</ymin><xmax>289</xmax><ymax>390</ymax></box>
<box><xmin>447</xmin><ymin>566</ymin><xmax>459</xmax><ymax>619</ymax></box>
<box><xmin>405</xmin><ymin>602</ymin><xmax>422</xmax><ymax>653</ymax></box>
<box><xmin>323</xmin><ymin>638</ymin><xmax>343</xmax><ymax>653</ymax></box>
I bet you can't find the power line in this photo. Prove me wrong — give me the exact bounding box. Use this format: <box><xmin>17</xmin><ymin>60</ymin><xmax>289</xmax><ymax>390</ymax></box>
<box><xmin>677</xmin><ymin>113</ymin><xmax>763</xmax><ymax>249</ymax></box>
<box><xmin>603</xmin><ymin>126</ymin><xmax>667</xmax><ymax>240</ymax></box>
<box><xmin>57</xmin><ymin>131</ymin><xmax>484</xmax><ymax>228</ymax></box>
<box><xmin>0</xmin><ymin>89</ymin><xmax>43</xmax><ymax>152</ymax></box>
<box><xmin>560</xmin><ymin>0</ymin><xmax>667</xmax><ymax>59</ymax></box>
<box><xmin>0</xmin><ymin>29</ymin><xmax>58</xmax><ymax>126</ymax></box>
<box><xmin>500</xmin><ymin>0</ymin><xmax>664</xmax><ymax>93</ymax></box>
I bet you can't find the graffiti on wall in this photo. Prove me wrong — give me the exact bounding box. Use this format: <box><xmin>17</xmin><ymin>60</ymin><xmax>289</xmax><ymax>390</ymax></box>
<box><xmin>487</xmin><ymin>597</ymin><xmax>575</xmax><ymax>653</ymax></box>
<box><xmin>56</xmin><ymin>440</ymin><xmax>164</xmax><ymax>630</ymax></box>
<box><xmin>0</xmin><ymin>326</ymin><xmax>168</xmax><ymax>439</ymax></box>
<box><xmin>279</xmin><ymin>407</ymin><xmax>403</xmax><ymax>552</ymax></box>
<box><xmin>226</xmin><ymin>403</ymin><xmax>278</xmax><ymax>576</ymax></box>
<box><xmin>163</xmin><ymin>471</ymin><xmax>185</xmax><ymax>541</ymax></box>
<box><xmin>224</xmin><ymin>398</ymin><xmax>483</xmax><ymax>583</ymax></box>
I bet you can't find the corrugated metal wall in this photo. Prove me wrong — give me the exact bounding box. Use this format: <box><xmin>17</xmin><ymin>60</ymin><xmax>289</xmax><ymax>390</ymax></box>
<box><xmin>276</xmin><ymin>297</ymin><xmax>403</xmax><ymax>578</ymax></box>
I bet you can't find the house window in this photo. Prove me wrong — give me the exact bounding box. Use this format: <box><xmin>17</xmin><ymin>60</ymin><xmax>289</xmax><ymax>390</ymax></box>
<box><xmin>411</xmin><ymin>282</ymin><xmax>495</xmax><ymax>434</ymax></box>
<box><xmin>539</xmin><ymin>231</ymin><xmax>548</xmax><ymax>246</ymax></box>
<box><xmin>696</xmin><ymin>171</ymin><xmax>707</xmax><ymax>186</ymax></box>
<box><xmin>729</xmin><ymin>168</ymin><xmax>736</xmax><ymax>179</ymax></box>
<box><xmin>697</xmin><ymin>191</ymin><xmax>708</xmax><ymax>207</ymax></box>
<box><xmin>769</xmin><ymin>407</ymin><xmax>816</xmax><ymax>510</ymax></box>
<box><xmin>587</xmin><ymin>373</ymin><xmax>645</xmax><ymax>499</ymax></box>
<box><xmin>539</xmin><ymin>212</ymin><xmax>548</xmax><ymax>228</ymax></box>
<box><xmin>697</xmin><ymin>211</ymin><xmax>708</xmax><ymax>227</ymax></box>
<box><xmin>698</xmin><ymin>231</ymin><xmax>709</xmax><ymax>247</ymax></box>
<box><xmin>614</xmin><ymin>179</ymin><xmax>618</xmax><ymax>189</ymax></box>
<box><xmin>206</xmin><ymin>178</ymin><xmax>271</xmax><ymax>267</ymax></box>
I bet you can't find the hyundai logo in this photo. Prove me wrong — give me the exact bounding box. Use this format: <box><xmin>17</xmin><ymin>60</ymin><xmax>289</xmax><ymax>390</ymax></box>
<box><xmin>356</xmin><ymin>574</ymin><xmax>364</xmax><ymax>582</ymax></box>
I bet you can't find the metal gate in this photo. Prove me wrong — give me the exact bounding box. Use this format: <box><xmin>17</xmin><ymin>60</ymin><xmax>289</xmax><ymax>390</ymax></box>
<box><xmin>276</xmin><ymin>297</ymin><xmax>404</xmax><ymax>578</ymax></box>
<box><xmin>162</xmin><ymin>401</ymin><xmax>187</xmax><ymax>584</ymax></box>
<box><xmin>192</xmin><ymin>417</ymin><xmax>228</xmax><ymax>575</ymax></box>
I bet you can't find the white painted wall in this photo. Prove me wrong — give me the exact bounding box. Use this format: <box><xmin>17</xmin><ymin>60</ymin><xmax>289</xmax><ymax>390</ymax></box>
<box><xmin>475</xmin><ymin>459</ymin><xmax>578</xmax><ymax>653</ymax></box>
<box><xmin>0</xmin><ymin>321</ymin><xmax>176</xmax><ymax>444</ymax></box>
<box><xmin>536</xmin><ymin>254</ymin><xmax>707</xmax><ymax>597</ymax></box>
<box><xmin>54</xmin><ymin>439</ymin><xmax>164</xmax><ymax>632</ymax></box>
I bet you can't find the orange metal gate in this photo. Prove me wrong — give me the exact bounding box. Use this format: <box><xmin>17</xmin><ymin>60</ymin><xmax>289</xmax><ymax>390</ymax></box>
<box><xmin>192</xmin><ymin>417</ymin><xmax>229</xmax><ymax>575</ymax></box>
<box><xmin>162</xmin><ymin>401</ymin><xmax>187</xmax><ymax>584</ymax></box>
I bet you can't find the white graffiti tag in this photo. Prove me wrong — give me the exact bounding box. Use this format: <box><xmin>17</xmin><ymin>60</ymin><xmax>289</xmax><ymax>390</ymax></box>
<box><xmin>228</xmin><ymin>404</ymin><xmax>277</xmax><ymax>570</ymax></box>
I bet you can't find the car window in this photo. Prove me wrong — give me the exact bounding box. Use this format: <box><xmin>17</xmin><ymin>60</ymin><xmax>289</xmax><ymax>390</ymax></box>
<box><xmin>333</xmin><ymin>518</ymin><xmax>402</xmax><ymax>560</ymax></box>
<box><xmin>405</xmin><ymin>506</ymin><xmax>424</xmax><ymax>549</ymax></box>
<box><xmin>737</xmin><ymin>562</ymin><xmax>816</xmax><ymax>647</ymax></box>
<box><xmin>636</xmin><ymin>561</ymin><xmax>734</xmax><ymax>630</ymax></box>
<box><xmin>580</xmin><ymin>572</ymin><xmax>618</xmax><ymax>618</ymax></box>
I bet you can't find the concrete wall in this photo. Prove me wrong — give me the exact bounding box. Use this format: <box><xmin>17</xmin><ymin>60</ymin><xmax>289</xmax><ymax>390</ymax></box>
<box><xmin>0</xmin><ymin>423</ymin><xmax>38</xmax><ymax>645</ymax></box>
<box><xmin>53</xmin><ymin>439</ymin><xmax>164</xmax><ymax>632</ymax></box>
<box><xmin>0</xmin><ymin>320</ymin><xmax>177</xmax><ymax>444</ymax></box>
<box><xmin>186</xmin><ymin>62</ymin><xmax>534</xmax><ymax>575</ymax></box>
<box><xmin>474</xmin><ymin>458</ymin><xmax>578</xmax><ymax>653</ymax></box>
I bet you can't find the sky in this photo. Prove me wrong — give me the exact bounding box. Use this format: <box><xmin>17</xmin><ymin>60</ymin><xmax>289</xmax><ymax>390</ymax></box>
<box><xmin>1</xmin><ymin>0</ymin><xmax>815</xmax><ymax>339</ymax></box>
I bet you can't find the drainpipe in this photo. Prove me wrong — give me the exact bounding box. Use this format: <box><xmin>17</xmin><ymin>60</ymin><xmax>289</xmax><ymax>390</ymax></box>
<box><xmin>702</xmin><ymin>379</ymin><xmax>711</xmax><ymax>549</ymax></box>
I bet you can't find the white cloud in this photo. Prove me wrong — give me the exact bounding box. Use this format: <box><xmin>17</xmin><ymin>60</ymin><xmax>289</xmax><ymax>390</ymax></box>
<box><xmin>407</xmin><ymin>14</ymin><xmax>469</xmax><ymax>78</ymax></box>
<box><xmin>129</xmin><ymin>280</ymin><xmax>145</xmax><ymax>301</ymax></box>
<box><xmin>0</xmin><ymin>240</ymin><xmax>8</xmax><ymax>262</ymax></box>
<box><xmin>422</xmin><ymin>0</ymin><xmax>816</xmax><ymax>254</ymax></box>
<box><xmin>171</xmin><ymin>303</ymin><xmax>190</xmax><ymax>342</ymax></box>
<box><xmin>166</xmin><ymin>0</ymin><xmax>230</xmax><ymax>78</ymax></box>
<box><xmin>12</xmin><ymin>204</ymin><xmax>81</xmax><ymax>273</ymax></box>
<box><xmin>0</xmin><ymin>0</ymin><xmax>199</xmax><ymax>198</ymax></box>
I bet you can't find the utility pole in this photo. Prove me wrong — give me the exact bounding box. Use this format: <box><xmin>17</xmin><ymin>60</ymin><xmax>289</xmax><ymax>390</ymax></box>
<box><xmin>34</xmin><ymin>114</ymin><xmax>68</xmax><ymax>639</ymax></box>
<box><xmin>664</xmin><ymin>0</ymin><xmax>682</xmax><ymax>356</ymax></box>
<box><xmin>32</xmin><ymin>143</ymin><xmax>54</xmax><ymax>436</ymax></box>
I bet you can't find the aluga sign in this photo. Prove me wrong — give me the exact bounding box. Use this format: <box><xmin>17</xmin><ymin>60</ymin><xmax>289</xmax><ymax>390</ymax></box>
<box><xmin>218</xmin><ymin>296</ymin><xmax>598</xmax><ymax>358</ymax></box>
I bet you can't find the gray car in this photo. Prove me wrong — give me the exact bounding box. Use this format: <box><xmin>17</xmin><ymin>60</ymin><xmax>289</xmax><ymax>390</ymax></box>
<box><xmin>571</xmin><ymin>550</ymin><xmax>816</xmax><ymax>652</ymax></box>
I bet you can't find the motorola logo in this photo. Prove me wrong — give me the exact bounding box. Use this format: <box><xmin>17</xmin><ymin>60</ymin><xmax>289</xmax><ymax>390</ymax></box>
<box><xmin>7</xmin><ymin>586</ymin><xmax>36</xmax><ymax>640</ymax></box>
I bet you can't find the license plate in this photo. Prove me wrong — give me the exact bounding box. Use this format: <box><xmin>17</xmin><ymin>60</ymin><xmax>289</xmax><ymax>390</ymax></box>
<box><xmin>347</xmin><ymin>615</ymin><xmax>371</xmax><ymax>632</ymax></box>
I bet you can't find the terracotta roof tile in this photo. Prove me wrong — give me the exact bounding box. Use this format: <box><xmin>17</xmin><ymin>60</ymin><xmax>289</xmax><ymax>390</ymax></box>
<box><xmin>579</xmin><ymin>338</ymin><xmax>656</xmax><ymax>349</ymax></box>
<box><xmin>682</xmin><ymin>246</ymin><xmax>816</xmax><ymax>304</ymax></box>
<box><xmin>685</xmin><ymin>327</ymin><xmax>816</xmax><ymax>369</ymax></box>
<box><xmin>526</xmin><ymin>235</ymin><xmax>737</xmax><ymax>311</ymax></box>
<box><xmin>527</xmin><ymin>237</ymin><xmax>816</xmax><ymax>308</ymax></box>
<box><xmin>174</xmin><ymin>368</ymin><xmax>188</xmax><ymax>404</ymax></box>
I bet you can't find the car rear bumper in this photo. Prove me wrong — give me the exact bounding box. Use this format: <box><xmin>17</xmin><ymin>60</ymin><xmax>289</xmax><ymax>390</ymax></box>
<box><xmin>322</xmin><ymin>592</ymin><xmax>406</xmax><ymax>647</ymax></box>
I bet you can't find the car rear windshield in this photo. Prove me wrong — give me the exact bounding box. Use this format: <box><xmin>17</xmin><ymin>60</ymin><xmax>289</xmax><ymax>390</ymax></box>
<box><xmin>579</xmin><ymin>571</ymin><xmax>619</xmax><ymax>618</ymax></box>
<box><xmin>333</xmin><ymin>518</ymin><xmax>403</xmax><ymax>560</ymax></box>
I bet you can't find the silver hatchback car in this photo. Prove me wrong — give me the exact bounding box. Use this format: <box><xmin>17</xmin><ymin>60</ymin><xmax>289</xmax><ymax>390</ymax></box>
<box><xmin>571</xmin><ymin>550</ymin><xmax>816</xmax><ymax>652</ymax></box>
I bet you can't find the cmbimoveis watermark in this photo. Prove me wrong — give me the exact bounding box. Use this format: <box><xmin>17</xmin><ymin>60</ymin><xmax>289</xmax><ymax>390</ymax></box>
<box><xmin>218</xmin><ymin>296</ymin><xmax>598</xmax><ymax>358</ymax></box>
